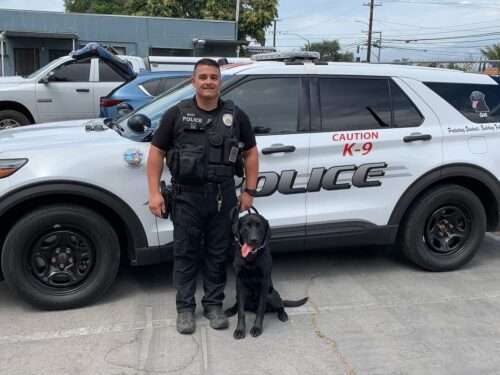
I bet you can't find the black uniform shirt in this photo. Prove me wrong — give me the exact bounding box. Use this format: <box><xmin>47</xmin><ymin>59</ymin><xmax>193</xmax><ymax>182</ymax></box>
<box><xmin>152</xmin><ymin>97</ymin><xmax>256</xmax><ymax>152</ymax></box>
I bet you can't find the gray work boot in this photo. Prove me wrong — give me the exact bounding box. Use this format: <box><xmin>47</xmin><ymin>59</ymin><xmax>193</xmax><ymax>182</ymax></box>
<box><xmin>176</xmin><ymin>311</ymin><xmax>195</xmax><ymax>334</ymax></box>
<box><xmin>203</xmin><ymin>305</ymin><xmax>229</xmax><ymax>330</ymax></box>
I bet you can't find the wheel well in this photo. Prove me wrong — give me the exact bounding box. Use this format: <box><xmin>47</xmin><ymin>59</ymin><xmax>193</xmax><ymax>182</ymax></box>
<box><xmin>399</xmin><ymin>176</ymin><xmax>499</xmax><ymax>232</ymax></box>
<box><xmin>0</xmin><ymin>194</ymin><xmax>134</xmax><ymax>270</ymax></box>
<box><xmin>0</xmin><ymin>101</ymin><xmax>35</xmax><ymax>124</ymax></box>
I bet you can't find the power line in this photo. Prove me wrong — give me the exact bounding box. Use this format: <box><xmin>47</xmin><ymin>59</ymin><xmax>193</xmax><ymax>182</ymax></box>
<box><xmin>383</xmin><ymin>0</ymin><xmax>500</xmax><ymax>8</ymax></box>
<box><xmin>382</xmin><ymin>38</ymin><xmax>500</xmax><ymax>47</ymax></box>
<box><xmin>384</xmin><ymin>31</ymin><xmax>500</xmax><ymax>42</ymax></box>
<box><xmin>279</xmin><ymin>4</ymin><xmax>363</xmax><ymax>33</ymax></box>
<box><xmin>271</xmin><ymin>26</ymin><xmax>500</xmax><ymax>41</ymax></box>
<box><xmin>373</xmin><ymin>18</ymin><xmax>500</xmax><ymax>30</ymax></box>
<box><xmin>378</xmin><ymin>24</ymin><xmax>500</xmax><ymax>38</ymax></box>
<box><xmin>382</xmin><ymin>36</ymin><xmax>500</xmax><ymax>44</ymax></box>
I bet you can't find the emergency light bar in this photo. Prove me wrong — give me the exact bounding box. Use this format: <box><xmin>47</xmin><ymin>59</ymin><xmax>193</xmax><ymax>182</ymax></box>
<box><xmin>251</xmin><ymin>51</ymin><xmax>320</xmax><ymax>62</ymax></box>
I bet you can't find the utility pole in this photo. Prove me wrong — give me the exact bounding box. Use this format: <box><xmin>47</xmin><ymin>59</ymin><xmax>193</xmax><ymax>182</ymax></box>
<box><xmin>367</xmin><ymin>0</ymin><xmax>374</xmax><ymax>62</ymax></box>
<box><xmin>363</xmin><ymin>0</ymin><xmax>381</xmax><ymax>63</ymax></box>
<box><xmin>273</xmin><ymin>19</ymin><xmax>277</xmax><ymax>48</ymax></box>
<box><xmin>235</xmin><ymin>0</ymin><xmax>241</xmax><ymax>57</ymax></box>
<box><xmin>373</xmin><ymin>31</ymin><xmax>382</xmax><ymax>62</ymax></box>
<box><xmin>362</xmin><ymin>30</ymin><xmax>382</xmax><ymax>62</ymax></box>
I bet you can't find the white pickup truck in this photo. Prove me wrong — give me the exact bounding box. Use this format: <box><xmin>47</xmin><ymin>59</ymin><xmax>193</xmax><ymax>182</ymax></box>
<box><xmin>0</xmin><ymin>43</ymin><xmax>143</xmax><ymax>129</ymax></box>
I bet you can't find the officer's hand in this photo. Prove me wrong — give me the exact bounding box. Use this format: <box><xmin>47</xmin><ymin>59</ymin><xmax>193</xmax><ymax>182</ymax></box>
<box><xmin>149</xmin><ymin>191</ymin><xmax>166</xmax><ymax>217</ymax></box>
<box><xmin>239</xmin><ymin>192</ymin><xmax>253</xmax><ymax>212</ymax></box>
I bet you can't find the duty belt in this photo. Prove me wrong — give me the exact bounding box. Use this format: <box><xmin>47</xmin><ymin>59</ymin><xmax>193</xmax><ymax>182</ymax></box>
<box><xmin>174</xmin><ymin>179</ymin><xmax>235</xmax><ymax>194</ymax></box>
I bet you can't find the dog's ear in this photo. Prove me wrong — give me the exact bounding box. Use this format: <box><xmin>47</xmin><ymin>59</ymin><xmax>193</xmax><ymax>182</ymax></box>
<box><xmin>262</xmin><ymin>216</ymin><xmax>271</xmax><ymax>243</ymax></box>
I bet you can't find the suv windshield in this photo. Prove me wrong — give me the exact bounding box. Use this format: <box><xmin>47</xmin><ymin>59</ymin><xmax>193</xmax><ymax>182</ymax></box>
<box><xmin>26</xmin><ymin>57</ymin><xmax>69</xmax><ymax>79</ymax></box>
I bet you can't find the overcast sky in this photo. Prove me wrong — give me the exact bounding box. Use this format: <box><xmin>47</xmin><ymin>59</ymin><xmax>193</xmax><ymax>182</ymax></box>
<box><xmin>1</xmin><ymin>0</ymin><xmax>499</xmax><ymax>62</ymax></box>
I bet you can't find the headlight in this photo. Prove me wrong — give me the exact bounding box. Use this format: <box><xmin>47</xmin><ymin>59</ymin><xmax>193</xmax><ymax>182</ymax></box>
<box><xmin>0</xmin><ymin>159</ymin><xmax>28</xmax><ymax>178</ymax></box>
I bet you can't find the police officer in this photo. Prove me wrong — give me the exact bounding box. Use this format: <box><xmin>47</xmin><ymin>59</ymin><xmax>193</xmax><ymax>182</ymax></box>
<box><xmin>147</xmin><ymin>58</ymin><xmax>258</xmax><ymax>335</ymax></box>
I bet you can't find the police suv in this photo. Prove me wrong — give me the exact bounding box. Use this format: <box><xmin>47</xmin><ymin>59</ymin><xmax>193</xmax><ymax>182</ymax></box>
<box><xmin>1</xmin><ymin>52</ymin><xmax>500</xmax><ymax>309</ymax></box>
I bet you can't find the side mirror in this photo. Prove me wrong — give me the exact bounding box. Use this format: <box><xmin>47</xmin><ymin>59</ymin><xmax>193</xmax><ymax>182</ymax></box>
<box><xmin>253</xmin><ymin>126</ymin><xmax>271</xmax><ymax>134</ymax></box>
<box><xmin>116</xmin><ymin>102</ymin><xmax>133</xmax><ymax>118</ymax></box>
<box><xmin>127</xmin><ymin>114</ymin><xmax>151</xmax><ymax>133</ymax></box>
<box><xmin>39</xmin><ymin>71</ymin><xmax>55</xmax><ymax>84</ymax></box>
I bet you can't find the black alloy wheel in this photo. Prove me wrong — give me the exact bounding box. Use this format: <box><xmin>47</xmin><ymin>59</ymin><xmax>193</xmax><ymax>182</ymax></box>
<box><xmin>1</xmin><ymin>205</ymin><xmax>120</xmax><ymax>310</ymax></box>
<box><xmin>424</xmin><ymin>205</ymin><xmax>471</xmax><ymax>256</ymax></box>
<box><xmin>29</xmin><ymin>228</ymin><xmax>96</xmax><ymax>289</ymax></box>
<box><xmin>399</xmin><ymin>184</ymin><xmax>486</xmax><ymax>271</ymax></box>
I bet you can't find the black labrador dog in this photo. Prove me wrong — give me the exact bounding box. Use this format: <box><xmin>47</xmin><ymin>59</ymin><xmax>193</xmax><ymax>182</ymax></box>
<box><xmin>226</xmin><ymin>207</ymin><xmax>308</xmax><ymax>339</ymax></box>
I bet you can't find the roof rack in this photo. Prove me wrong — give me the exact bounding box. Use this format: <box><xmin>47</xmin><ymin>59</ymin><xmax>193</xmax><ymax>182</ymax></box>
<box><xmin>251</xmin><ymin>51</ymin><xmax>320</xmax><ymax>63</ymax></box>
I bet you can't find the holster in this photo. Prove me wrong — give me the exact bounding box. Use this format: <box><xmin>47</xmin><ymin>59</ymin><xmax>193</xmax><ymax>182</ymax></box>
<box><xmin>160</xmin><ymin>180</ymin><xmax>174</xmax><ymax>220</ymax></box>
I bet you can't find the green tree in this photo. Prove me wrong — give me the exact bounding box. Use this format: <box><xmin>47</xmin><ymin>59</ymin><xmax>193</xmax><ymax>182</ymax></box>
<box><xmin>65</xmin><ymin>0</ymin><xmax>278</xmax><ymax>44</ymax></box>
<box><xmin>481</xmin><ymin>43</ymin><xmax>500</xmax><ymax>59</ymax></box>
<box><xmin>239</xmin><ymin>0</ymin><xmax>278</xmax><ymax>44</ymax></box>
<box><xmin>64</xmin><ymin>0</ymin><xmax>130</xmax><ymax>14</ymax></box>
<box><xmin>304</xmin><ymin>40</ymin><xmax>353</xmax><ymax>62</ymax></box>
<box><xmin>481</xmin><ymin>43</ymin><xmax>500</xmax><ymax>66</ymax></box>
<box><xmin>135</xmin><ymin>0</ymin><xmax>203</xmax><ymax>18</ymax></box>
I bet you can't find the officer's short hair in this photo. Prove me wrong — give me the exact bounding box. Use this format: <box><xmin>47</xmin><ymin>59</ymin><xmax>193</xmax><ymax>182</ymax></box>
<box><xmin>193</xmin><ymin>58</ymin><xmax>220</xmax><ymax>74</ymax></box>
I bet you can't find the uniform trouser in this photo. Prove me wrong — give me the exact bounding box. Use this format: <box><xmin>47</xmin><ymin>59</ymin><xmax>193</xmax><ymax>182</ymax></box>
<box><xmin>172</xmin><ymin>182</ymin><xmax>237</xmax><ymax>313</ymax></box>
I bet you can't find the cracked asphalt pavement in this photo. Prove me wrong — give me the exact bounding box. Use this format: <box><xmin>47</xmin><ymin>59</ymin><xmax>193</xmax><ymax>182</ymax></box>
<box><xmin>2</xmin><ymin>234</ymin><xmax>500</xmax><ymax>375</ymax></box>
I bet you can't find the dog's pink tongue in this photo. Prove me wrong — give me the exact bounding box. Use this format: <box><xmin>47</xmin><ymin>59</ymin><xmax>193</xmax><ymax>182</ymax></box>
<box><xmin>241</xmin><ymin>243</ymin><xmax>255</xmax><ymax>258</ymax></box>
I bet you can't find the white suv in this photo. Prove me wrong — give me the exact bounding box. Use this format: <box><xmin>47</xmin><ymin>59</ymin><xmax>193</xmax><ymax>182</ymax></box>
<box><xmin>1</xmin><ymin>53</ymin><xmax>500</xmax><ymax>309</ymax></box>
<box><xmin>0</xmin><ymin>44</ymin><xmax>141</xmax><ymax>128</ymax></box>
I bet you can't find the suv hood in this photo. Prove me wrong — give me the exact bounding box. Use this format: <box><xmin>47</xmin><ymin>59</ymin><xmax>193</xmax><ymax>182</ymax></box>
<box><xmin>72</xmin><ymin>43</ymin><xmax>136</xmax><ymax>81</ymax></box>
<box><xmin>0</xmin><ymin>119</ymin><xmax>121</xmax><ymax>154</ymax></box>
<box><xmin>0</xmin><ymin>76</ymin><xmax>27</xmax><ymax>84</ymax></box>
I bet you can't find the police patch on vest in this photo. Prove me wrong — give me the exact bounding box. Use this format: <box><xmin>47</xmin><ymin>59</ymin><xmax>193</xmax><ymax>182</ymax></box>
<box><xmin>222</xmin><ymin>113</ymin><xmax>233</xmax><ymax>127</ymax></box>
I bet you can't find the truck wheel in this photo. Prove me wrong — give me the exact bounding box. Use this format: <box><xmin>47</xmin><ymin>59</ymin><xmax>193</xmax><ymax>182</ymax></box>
<box><xmin>0</xmin><ymin>110</ymin><xmax>31</xmax><ymax>129</ymax></box>
<box><xmin>399</xmin><ymin>184</ymin><xmax>486</xmax><ymax>271</ymax></box>
<box><xmin>1</xmin><ymin>205</ymin><xmax>120</xmax><ymax>310</ymax></box>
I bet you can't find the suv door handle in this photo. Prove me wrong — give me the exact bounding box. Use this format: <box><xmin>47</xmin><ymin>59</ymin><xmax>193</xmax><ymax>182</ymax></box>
<box><xmin>76</xmin><ymin>88</ymin><xmax>90</xmax><ymax>93</ymax></box>
<box><xmin>403</xmin><ymin>133</ymin><xmax>432</xmax><ymax>143</ymax></box>
<box><xmin>262</xmin><ymin>145</ymin><xmax>296</xmax><ymax>155</ymax></box>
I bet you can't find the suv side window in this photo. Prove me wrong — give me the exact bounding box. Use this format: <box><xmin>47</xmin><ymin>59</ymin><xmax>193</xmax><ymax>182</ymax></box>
<box><xmin>319</xmin><ymin>77</ymin><xmax>391</xmax><ymax>131</ymax></box>
<box><xmin>223</xmin><ymin>77</ymin><xmax>300</xmax><ymax>134</ymax></box>
<box><xmin>140</xmin><ymin>79</ymin><xmax>161</xmax><ymax>96</ymax></box>
<box><xmin>159</xmin><ymin>77</ymin><xmax>187</xmax><ymax>95</ymax></box>
<box><xmin>390</xmin><ymin>80</ymin><xmax>424</xmax><ymax>127</ymax></box>
<box><xmin>99</xmin><ymin>61</ymin><xmax>125</xmax><ymax>82</ymax></box>
<box><xmin>424</xmin><ymin>82</ymin><xmax>500</xmax><ymax>123</ymax></box>
<box><xmin>50</xmin><ymin>59</ymin><xmax>91</xmax><ymax>82</ymax></box>
<box><xmin>141</xmin><ymin>77</ymin><xmax>187</xmax><ymax>97</ymax></box>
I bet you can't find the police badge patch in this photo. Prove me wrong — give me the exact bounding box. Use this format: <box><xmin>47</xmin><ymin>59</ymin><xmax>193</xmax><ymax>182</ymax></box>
<box><xmin>222</xmin><ymin>113</ymin><xmax>233</xmax><ymax>127</ymax></box>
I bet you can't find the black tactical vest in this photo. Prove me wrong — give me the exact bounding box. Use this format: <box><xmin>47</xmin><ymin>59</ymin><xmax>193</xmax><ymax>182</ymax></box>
<box><xmin>166</xmin><ymin>98</ymin><xmax>243</xmax><ymax>184</ymax></box>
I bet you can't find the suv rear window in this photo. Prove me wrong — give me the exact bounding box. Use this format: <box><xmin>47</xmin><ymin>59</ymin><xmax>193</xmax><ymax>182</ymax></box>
<box><xmin>424</xmin><ymin>82</ymin><xmax>500</xmax><ymax>123</ymax></box>
<box><xmin>319</xmin><ymin>77</ymin><xmax>423</xmax><ymax>131</ymax></box>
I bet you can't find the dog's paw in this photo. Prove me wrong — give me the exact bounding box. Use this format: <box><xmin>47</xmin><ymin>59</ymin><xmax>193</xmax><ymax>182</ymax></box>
<box><xmin>250</xmin><ymin>326</ymin><xmax>262</xmax><ymax>337</ymax></box>
<box><xmin>277</xmin><ymin>310</ymin><xmax>288</xmax><ymax>322</ymax></box>
<box><xmin>233</xmin><ymin>328</ymin><xmax>246</xmax><ymax>340</ymax></box>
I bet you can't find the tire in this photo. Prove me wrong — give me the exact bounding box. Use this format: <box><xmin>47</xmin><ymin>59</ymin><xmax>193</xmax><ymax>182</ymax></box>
<box><xmin>1</xmin><ymin>205</ymin><xmax>120</xmax><ymax>310</ymax></box>
<box><xmin>0</xmin><ymin>109</ymin><xmax>31</xmax><ymax>129</ymax></box>
<box><xmin>399</xmin><ymin>184</ymin><xmax>486</xmax><ymax>271</ymax></box>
